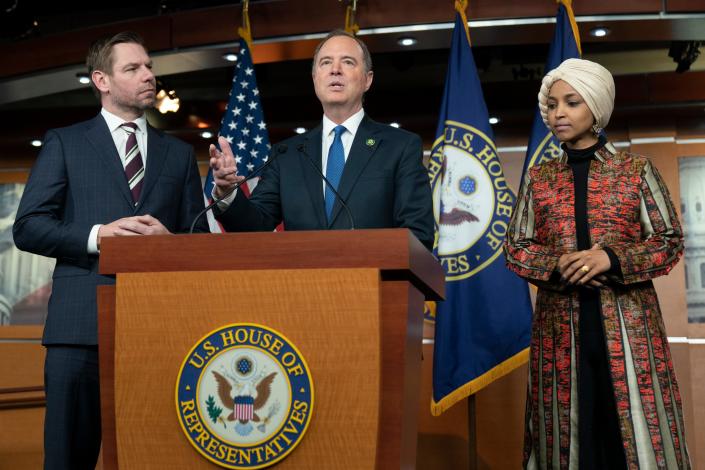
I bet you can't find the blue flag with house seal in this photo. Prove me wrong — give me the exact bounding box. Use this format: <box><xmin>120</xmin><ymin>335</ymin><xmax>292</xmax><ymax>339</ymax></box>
<box><xmin>428</xmin><ymin>10</ymin><xmax>533</xmax><ymax>415</ymax></box>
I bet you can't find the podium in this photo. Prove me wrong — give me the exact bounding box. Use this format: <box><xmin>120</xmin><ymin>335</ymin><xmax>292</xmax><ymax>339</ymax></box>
<box><xmin>97</xmin><ymin>229</ymin><xmax>443</xmax><ymax>469</ymax></box>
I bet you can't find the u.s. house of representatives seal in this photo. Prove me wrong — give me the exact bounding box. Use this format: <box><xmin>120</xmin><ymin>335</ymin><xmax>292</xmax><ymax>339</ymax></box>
<box><xmin>428</xmin><ymin>120</ymin><xmax>516</xmax><ymax>281</ymax></box>
<box><xmin>176</xmin><ymin>323</ymin><xmax>314</xmax><ymax>469</ymax></box>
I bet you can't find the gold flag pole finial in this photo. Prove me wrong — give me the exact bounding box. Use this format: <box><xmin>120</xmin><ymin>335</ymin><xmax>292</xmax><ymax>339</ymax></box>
<box><xmin>238</xmin><ymin>0</ymin><xmax>253</xmax><ymax>49</ymax></box>
<box><xmin>455</xmin><ymin>0</ymin><xmax>472</xmax><ymax>47</ymax></box>
<box><xmin>343</xmin><ymin>0</ymin><xmax>360</xmax><ymax>35</ymax></box>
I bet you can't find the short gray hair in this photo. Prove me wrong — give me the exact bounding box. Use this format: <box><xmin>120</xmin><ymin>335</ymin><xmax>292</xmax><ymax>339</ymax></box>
<box><xmin>312</xmin><ymin>29</ymin><xmax>373</xmax><ymax>74</ymax></box>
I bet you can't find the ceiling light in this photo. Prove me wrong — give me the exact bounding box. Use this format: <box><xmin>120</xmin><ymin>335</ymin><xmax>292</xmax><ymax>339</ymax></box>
<box><xmin>589</xmin><ymin>27</ymin><xmax>610</xmax><ymax>38</ymax></box>
<box><xmin>155</xmin><ymin>79</ymin><xmax>180</xmax><ymax>113</ymax></box>
<box><xmin>489</xmin><ymin>117</ymin><xmax>500</xmax><ymax>125</ymax></box>
<box><xmin>397</xmin><ymin>37</ymin><xmax>418</xmax><ymax>47</ymax></box>
<box><xmin>294</xmin><ymin>127</ymin><xmax>307</xmax><ymax>134</ymax></box>
<box><xmin>156</xmin><ymin>89</ymin><xmax>180</xmax><ymax>114</ymax></box>
<box><xmin>200</xmin><ymin>131</ymin><xmax>214</xmax><ymax>139</ymax></box>
<box><xmin>30</xmin><ymin>139</ymin><xmax>42</xmax><ymax>147</ymax></box>
<box><xmin>76</xmin><ymin>73</ymin><xmax>90</xmax><ymax>85</ymax></box>
<box><xmin>390</xmin><ymin>122</ymin><xmax>400</xmax><ymax>128</ymax></box>
<box><xmin>222</xmin><ymin>53</ymin><xmax>238</xmax><ymax>62</ymax></box>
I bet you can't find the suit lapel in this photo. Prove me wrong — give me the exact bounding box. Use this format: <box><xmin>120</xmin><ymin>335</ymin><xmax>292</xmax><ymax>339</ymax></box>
<box><xmin>329</xmin><ymin>116</ymin><xmax>381</xmax><ymax>226</ymax></box>
<box><xmin>139</xmin><ymin>125</ymin><xmax>168</xmax><ymax>207</ymax></box>
<box><xmin>85</xmin><ymin>114</ymin><xmax>134</xmax><ymax>208</ymax></box>
<box><xmin>300</xmin><ymin>126</ymin><xmax>328</xmax><ymax>228</ymax></box>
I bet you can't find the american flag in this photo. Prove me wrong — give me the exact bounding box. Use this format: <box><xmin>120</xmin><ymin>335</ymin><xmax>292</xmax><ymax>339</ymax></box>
<box><xmin>203</xmin><ymin>38</ymin><xmax>271</xmax><ymax>232</ymax></box>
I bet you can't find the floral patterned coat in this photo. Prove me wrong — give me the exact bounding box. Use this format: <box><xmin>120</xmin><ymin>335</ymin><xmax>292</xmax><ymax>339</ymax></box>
<box><xmin>504</xmin><ymin>142</ymin><xmax>690</xmax><ymax>469</ymax></box>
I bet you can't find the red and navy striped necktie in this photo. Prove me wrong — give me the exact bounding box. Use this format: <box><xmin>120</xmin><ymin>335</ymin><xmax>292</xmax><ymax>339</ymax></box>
<box><xmin>120</xmin><ymin>122</ymin><xmax>144</xmax><ymax>204</ymax></box>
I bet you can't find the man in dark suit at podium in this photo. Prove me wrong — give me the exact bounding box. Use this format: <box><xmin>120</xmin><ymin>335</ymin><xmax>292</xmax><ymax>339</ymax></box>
<box><xmin>208</xmin><ymin>30</ymin><xmax>434</xmax><ymax>250</ymax></box>
<box><xmin>13</xmin><ymin>31</ymin><xmax>208</xmax><ymax>470</ymax></box>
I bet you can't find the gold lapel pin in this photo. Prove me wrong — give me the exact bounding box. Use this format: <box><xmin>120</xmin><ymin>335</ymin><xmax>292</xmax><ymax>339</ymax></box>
<box><xmin>366</xmin><ymin>138</ymin><xmax>375</xmax><ymax>147</ymax></box>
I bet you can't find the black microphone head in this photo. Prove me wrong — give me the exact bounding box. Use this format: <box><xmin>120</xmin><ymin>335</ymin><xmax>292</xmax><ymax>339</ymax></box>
<box><xmin>277</xmin><ymin>144</ymin><xmax>288</xmax><ymax>153</ymax></box>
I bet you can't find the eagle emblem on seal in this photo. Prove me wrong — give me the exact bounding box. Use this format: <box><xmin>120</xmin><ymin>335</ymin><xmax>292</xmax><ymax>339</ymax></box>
<box><xmin>210</xmin><ymin>370</ymin><xmax>278</xmax><ymax>436</ymax></box>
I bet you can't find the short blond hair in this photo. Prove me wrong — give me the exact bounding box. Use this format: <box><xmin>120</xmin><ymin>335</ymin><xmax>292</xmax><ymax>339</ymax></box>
<box><xmin>86</xmin><ymin>31</ymin><xmax>146</xmax><ymax>98</ymax></box>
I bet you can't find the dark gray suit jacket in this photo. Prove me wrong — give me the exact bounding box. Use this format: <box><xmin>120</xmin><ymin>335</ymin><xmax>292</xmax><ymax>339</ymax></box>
<box><xmin>13</xmin><ymin>113</ymin><xmax>208</xmax><ymax>345</ymax></box>
<box><xmin>216</xmin><ymin>116</ymin><xmax>434</xmax><ymax>249</ymax></box>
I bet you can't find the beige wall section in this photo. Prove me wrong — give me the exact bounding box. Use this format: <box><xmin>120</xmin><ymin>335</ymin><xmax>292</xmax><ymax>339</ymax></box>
<box><xmin>669</xmin><ymin>343</ymin><xmax>697</xmax><ymax>467</ymax></box>
<box><xmin>497</xmin><ymin>150</ymin><xmax>526</xmax><ymax>195</ymax></box>
<box><xmin>475</xmin><ymin>364</ymin><xmax>527</xmax><ymax>469</ymax></box>
<box><xmin>670</xmin><ymin>139</ymin><xmax>705</xmax><ymax>469</ymax></box>
<box><xmin>688</xmin><ymin>344</ymin><xmax>705</xmax><ymax>468</ymax></box>
<box><xmin>417</xmin><ymin>342</ymin><xmax>471</xmax><ymax>469</ymax></box>
<box><xmin>674</xmin><ymin>141</ymin><xmax>705</xmax><ymax>342</ymax></box>
<box><xmin>417</xmin><ymin>341</ymin><xmax>528</xmax><ymax>469</ymax></box>
<box><xmin>0</xmin><ymin>326</ymin><xmax>45</xmax><ymax>469</ymax></box>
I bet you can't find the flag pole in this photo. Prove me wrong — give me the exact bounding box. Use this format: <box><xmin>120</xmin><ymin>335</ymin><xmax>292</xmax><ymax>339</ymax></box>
<box><xmin>557</xmin><ymin>0</ymin><xmax>582</xmax><ymax>55</ymax></box>
<box><xmin>343</xmin><ymin>0</ymin><xmax>360</xmax><ymax>35</ymax></box>
<box><xmin>454</xmin><ymin>1</ymin><xmax>478</xmax><ymax>467</ymax></box>
<box><xmin>468</xmin><ymin>396</ymin><xmax>477</xmax><ymax>470</ymax></box>
<box><xmin>203</xmin><ymin>0</ymin><xmax>273</xmax><ymax>231</ymax></box>
<box><xmin>239</xmin><ymin>0</ymin><xmax>252</xmax><ymax>48</ymax></box>
<box><xmin>455</xmin><ymin>0</ymin><xmax>471</xmax><ymax>46</ymax></box>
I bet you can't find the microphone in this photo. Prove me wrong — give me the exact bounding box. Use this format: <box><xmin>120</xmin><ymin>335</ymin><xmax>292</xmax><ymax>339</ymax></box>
<box><xmin>297</xmin><ymin>143</ymin><xmax>355</xmax><ymax>230</ymax></box>
<box><xmin>189</xmin><ymin>144</ymin><xmax>288</xmax><ymax>234</ymax></box>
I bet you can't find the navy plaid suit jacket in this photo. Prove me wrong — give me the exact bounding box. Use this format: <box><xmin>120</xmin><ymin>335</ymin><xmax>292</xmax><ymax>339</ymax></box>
<box><xmin>13</xmin><ymin>113</ymin><xmax>209</xmax><ymax>345</ymax></box>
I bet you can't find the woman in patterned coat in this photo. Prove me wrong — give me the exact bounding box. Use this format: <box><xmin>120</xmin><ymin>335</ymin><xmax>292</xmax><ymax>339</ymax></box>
<box><xmin>504</xmin><ymin>59</ymin><xmax>690</xmax><ymax>469</ymax></box>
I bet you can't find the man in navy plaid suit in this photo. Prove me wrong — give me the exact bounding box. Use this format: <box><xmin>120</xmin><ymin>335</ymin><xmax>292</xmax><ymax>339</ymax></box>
<box><xmin>13</xmin><ymin>31</ymin><xmax>208</xmax><ymax>469</ymax></box>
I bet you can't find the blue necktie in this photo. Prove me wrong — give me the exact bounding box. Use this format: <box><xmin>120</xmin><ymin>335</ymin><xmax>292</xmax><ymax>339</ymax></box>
<box><xmin>325</xmin><ymin>125</ymin><xmax>346</xmax><ymax>220</ymax></box>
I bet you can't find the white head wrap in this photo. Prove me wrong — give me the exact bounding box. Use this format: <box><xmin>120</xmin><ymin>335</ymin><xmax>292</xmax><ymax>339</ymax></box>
<box><xmin>538</xmin><ymin>58</ymin><xmax>615</xmax><ymax>130</ymax></box>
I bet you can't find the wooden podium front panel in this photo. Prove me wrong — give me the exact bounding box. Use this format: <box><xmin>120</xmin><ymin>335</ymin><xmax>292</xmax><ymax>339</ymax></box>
<box><xmin>113</xmin><ymin>268</ymin><xmax>381</xmax><ymax>469</ymax></box>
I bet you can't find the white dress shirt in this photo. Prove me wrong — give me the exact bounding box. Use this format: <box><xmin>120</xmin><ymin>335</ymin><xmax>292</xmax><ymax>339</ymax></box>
<box><xmin>320</xmin><ymin>108</ymin><xmax>365</xmax><ymax>194</ymax></box>
<box><xmin>87</xmin><ymin>109</ymin><xmax>149</xmax><ymax>254</ymax></box>
<box><xmin>214</xmin><ymin>107</ymin><xmax>366</xmax><ymax>209</ymax></box>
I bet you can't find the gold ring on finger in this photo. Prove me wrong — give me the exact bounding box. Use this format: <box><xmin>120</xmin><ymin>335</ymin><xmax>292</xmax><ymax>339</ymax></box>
<box><xmin>580</xmin><ymin>265</ymin><xmax>590</xmax><ymax>273</ymax></box>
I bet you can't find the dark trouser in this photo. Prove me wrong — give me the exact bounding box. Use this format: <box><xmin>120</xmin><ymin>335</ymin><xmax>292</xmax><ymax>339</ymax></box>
<box><xmin>44</xmin><ymin>345</ymin><xmax>101</xmax><ymax>470</ymax></box>
<box><xmin>578</xmin><ymin>289</ymin><xmax>627</xmax><ymax>470</ymax></box>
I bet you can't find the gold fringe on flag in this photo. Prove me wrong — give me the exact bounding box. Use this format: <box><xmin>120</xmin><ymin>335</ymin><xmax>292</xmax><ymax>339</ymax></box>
<box><xmin>431</xmin><ymin>348</ymin><xmax>530</xmax><ymax>416</ymax></box>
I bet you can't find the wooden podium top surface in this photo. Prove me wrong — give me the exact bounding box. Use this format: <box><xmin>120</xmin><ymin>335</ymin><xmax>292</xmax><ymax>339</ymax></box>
<box><xmin>100</xmin><ymin>228</ymin><xmax>444</xmax><ymax>300</ymax></box>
